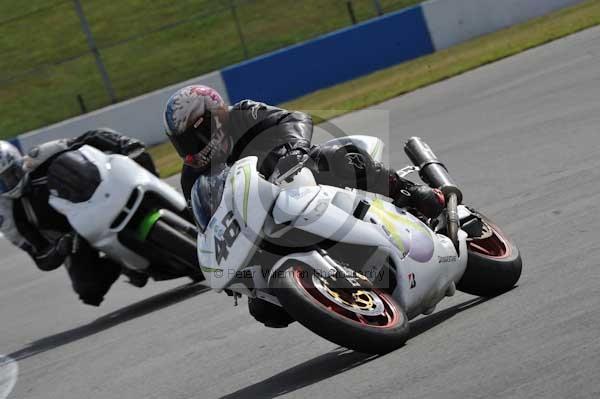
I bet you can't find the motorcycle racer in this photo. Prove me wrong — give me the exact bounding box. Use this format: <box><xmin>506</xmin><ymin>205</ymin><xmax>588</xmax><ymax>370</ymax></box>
<box><xmin>0</xmin><ymin>129</ymin><xmax>158</xmax><ymax>306</ymax></box>
<box><xmin>164</xmin><ymin>85</ymin><xmax>444</xmax><ymax>217</ymax></box>
<box><xmin>163</xmin><ymin>85</ymin><xmax>446</xmax><ymax>327</ymax></box>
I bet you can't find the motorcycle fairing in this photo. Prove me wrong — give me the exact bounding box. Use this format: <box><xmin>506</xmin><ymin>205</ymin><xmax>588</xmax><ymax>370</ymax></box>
<box><xmin>278</xmin><ymin>185</ymin><xmax>468</xmax><ymax>318</ymax></box>
<box><xmin>199</xmin><ymin>149</ymin><xmax>468</xmax><ymax>320</ymax></box>
<box><xmin>272</xmin><ymin>186</ymin><xmax>321</xmax><ymax>225</ymax></box>
<box><xmin>367</xmin><ymin>198</ymin><xmax>435</xmax><ymax>263</ymax></box>
<box><xmin>49</xmin><ymin>145</ymin><xmax>186</xmax><ymax>270</ymax></box>
<box><xmin>197</xmin><ymin>157</ymin><xmax>279</xmax><ymax>291</ymax></box>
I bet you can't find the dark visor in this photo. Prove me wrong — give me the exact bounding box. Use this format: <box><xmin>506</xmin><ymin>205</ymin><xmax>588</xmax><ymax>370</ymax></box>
<box><xmin>0</xmin><ymin>161</ymin><xmax>24</xmax><ymax>194</ymax></box>
<box><xmin>167</xmin><ymin>112</ymin><xmax>213</xmax><ymax>158</ymax></box>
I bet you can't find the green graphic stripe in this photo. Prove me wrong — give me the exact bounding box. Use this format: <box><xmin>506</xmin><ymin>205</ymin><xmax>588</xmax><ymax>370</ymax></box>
<box><xmin>369</xmin><ymin>202</ymin><xmax>406</xmax><ymax>252</ymax></box>
<box><xmin>371</xmin><ymin>199</ymin><xmax>430</xmax><ymax>235</ymax></box>
<box><xmin>242</xmin><ymin>164</ymin><xmax>251</xmax><ymax>224</ymax></box>
<box><xmin>201</xmin><ymin>266</ymin><xmax>223</xmax><ymax>273</ymax></box>
<box><xmin>230</xmin><ymin>170</ymin><xmax>236</xmax><ymax>199</ymax></box>
<box><xmin>370</xmin><ymin>140</ymin><xmax>381</xmax><ymax>159</ymax></box>
<box><xmin>136</xmin><ymin>210</ymin><xmax>162</xmax><ymax>241</ymax></box>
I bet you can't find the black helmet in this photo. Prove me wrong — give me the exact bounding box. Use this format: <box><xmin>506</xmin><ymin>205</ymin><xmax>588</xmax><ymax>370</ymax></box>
<box><xmin>163</xmin><ymin>85</ymin><xmax>229</xmax><ymax>169</ymax></box>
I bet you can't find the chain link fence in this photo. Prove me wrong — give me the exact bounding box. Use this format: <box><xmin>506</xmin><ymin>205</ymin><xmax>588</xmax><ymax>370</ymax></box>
<box><xmin>0</xmin><ymin>0</ymin><xmax>423</xmax><ymax>139</ymax></box>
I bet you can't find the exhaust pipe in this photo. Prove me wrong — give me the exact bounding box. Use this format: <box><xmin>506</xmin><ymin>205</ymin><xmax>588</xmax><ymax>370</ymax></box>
<box><xmin>403</xmin><ymin>137</ymin><xmax>462</xmax><ymax>204</ymax></box>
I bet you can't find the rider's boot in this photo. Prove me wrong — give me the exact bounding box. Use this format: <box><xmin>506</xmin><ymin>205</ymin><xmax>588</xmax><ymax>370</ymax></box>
<box><xmin>66</xmin><ymin>242</ymin><xmax>122</xmax><ymax>307</ymax></box>
<box><xmin>248</xmin><ymin>297</ymin><xmax>295</xmax><ymax>328</ymax></box>
<box><xmin>122</xmin><ymin>268</ymin><xmax>149</xmax><ymax>288</ymax></box>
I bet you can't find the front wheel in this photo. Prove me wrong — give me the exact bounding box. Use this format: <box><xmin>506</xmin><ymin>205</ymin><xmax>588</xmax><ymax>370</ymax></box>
<box><xmin>457</xmin><ymin>212</ymin><xmax>522</xmax><ymax>297</ymax></box>
<box><xmin>271</xmin><ymin>262</ymin><xmax>409</xmax><ymax>354</ymax></box>
<box><xmin>147</xmin><ymin>219</ymin><xmax>205</xmax><ymax>282</ymax></box>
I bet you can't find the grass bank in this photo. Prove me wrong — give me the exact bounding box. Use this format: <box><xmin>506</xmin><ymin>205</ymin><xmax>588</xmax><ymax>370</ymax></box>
<box><xmin>149</xmin><ymin>0</ymin><xmax>600</xmax><ymax>177</ymax></box>
<box><xmin>0</xmin><ymin>0</ymin><xmax>420</xmax><ymax>139</ymax></box>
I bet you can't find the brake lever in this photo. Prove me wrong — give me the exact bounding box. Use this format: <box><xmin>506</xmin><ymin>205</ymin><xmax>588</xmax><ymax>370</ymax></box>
<box><xmin>271</xmin><ymin>158</ymin><xmax>309</xmax><ymax>185</ymax></box>
<box><xmin>397</xmin><ymin>165</ymin><xmax>420</xmax><ymax>178</ymax></box>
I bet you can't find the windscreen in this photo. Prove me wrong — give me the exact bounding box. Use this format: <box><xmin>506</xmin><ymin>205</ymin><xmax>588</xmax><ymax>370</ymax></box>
<box><xmin>191</xmin><ymin>165</ymin><xmax>230</xmax><ymax>233</ymax></box>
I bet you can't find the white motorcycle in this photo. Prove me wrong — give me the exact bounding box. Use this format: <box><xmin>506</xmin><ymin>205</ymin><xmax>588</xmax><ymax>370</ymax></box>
<box><xmin>47</xmin><ymin>145</ymin><xmax>203</xmax><ymax>285</ymax></box>
<box><xmin>193</xmin><ymin>136</ymin><xmax>522</xmax><ymax>354</ymax></box>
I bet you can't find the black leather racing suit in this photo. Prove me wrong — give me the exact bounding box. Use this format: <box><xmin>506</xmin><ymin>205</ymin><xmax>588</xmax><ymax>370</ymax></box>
<box><xmin>0</xmin><ymin>129</ymin><xmax>157</xmax><ymax>306</ymax></box>
<box><xmin>180</xmin><ymin>100</ymin><xmax>403</xmax><ymax>202</ymax></box>
<box><xmin>179</xmin><ymin>100</ymin><xmax>415</xmax><ymax>328</ymax></box>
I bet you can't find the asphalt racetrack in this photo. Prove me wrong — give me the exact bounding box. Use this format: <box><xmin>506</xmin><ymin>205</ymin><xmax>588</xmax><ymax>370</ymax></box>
<box><xmin>2</xmin><ymin>26</ymin><xmax>600</xmax><ymax>399</ymax></box>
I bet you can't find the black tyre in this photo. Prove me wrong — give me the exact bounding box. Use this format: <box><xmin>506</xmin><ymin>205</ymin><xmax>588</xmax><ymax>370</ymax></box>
<box><xmin>148</xmin><ymin>219</ymin><xmax>205</xmax><ymax>282</ymax></box>
<box><xmin>457</xmin><ymin>213</ymin><xmax>522</xmax><ymax>297</ymax></box>
<box><xmin>271</xmin><ymin>261</ymin><xmax>409</xmax><ymax>354</ymax></box>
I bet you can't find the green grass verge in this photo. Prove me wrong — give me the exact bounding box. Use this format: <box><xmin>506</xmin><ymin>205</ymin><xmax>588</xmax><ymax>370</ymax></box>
<box><xmin>151</xmin><ymin>140</ymin><xmax>185</xmax><ymax>179</ymax></box>
<box><xmin>0</xmin><ymin>0</ymin><xmax>421</xmax><ymax>139</ymax></box>
<box><xmin>149</xmin><ymin>0</ymin><xmax>600</xmax><ymax>177</ymax></box>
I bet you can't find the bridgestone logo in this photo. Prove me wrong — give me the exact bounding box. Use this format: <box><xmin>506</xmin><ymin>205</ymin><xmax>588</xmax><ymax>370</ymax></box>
<box><xmin>438</xmin><ymin>255</ymin><xmax>457</xmax><ymax>263</ymax></box>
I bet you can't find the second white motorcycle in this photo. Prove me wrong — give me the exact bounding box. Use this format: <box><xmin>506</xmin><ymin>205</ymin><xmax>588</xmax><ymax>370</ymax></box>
<box><xmin>48</xmin><ymin>145</ymin><xmax>203</xmax><ymax>286</ymax></box>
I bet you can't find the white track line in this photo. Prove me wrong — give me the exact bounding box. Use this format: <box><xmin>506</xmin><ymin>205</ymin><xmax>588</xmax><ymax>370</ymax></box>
<box><xmin>0</xmin><ymin>355</ymin><xmax>18</xmax><ymax>399</ymax></box>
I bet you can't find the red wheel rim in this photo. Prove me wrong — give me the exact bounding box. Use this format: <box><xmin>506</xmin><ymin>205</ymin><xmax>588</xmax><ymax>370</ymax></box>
<box><xmin>467</xmin><ymin>222</ymin><xmax>511</xmax><ymax>259</ymax></box>
<box><xmin>293</xmin><ymin>267</ymin><xmax>401</xmax><ymax>329</ymax></box>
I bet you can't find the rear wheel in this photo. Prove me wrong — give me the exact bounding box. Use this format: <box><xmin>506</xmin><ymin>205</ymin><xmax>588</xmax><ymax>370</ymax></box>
<box><xmin>457</xmin><ymin>212</ymin><xmax>522</xmax><ymax>297</ymax></box>
<box><xmin>271</xmin><ymin>262</ymin><xmax>409</xmax><ymax>354</ymax></box>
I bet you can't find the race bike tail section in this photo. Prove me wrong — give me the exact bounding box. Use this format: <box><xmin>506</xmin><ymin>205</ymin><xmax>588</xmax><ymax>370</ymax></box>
<box><xmin>319</xmin><ymin>135</ymin><xmax>385</xmax><ymax>163</ymax></box>
<box><xmin>48</xmin><ymin>145</ymin><xmax>203</xmax><ymax>282</ymax></box>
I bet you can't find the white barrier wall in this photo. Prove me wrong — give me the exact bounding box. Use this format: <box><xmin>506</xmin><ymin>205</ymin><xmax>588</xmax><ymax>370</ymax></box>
<box><xmin>422</xmin><ymin>0</ymin><xmax>586</xmax><ymax>50</ymax></box>
<box><xmin>18</xmin><ymin>71</ymin><xmax>229</xmax><ymax>152</ymax></box>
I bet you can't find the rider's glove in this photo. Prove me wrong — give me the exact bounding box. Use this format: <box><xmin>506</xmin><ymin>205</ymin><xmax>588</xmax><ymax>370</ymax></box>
<box><xmin>271</xmin><ymin>150</ymin><xmax>309</xmax><ymax>183</ymax></box>
<box><xmin>393</xmin><ymin>185</ymin><xmax>445</xmax><ymax>219</ymax></box>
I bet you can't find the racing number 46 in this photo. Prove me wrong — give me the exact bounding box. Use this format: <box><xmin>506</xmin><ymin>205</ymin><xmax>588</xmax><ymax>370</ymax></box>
<box><xmin>215</xmin><ymin>211</ymin><xmax>241</xmax><ymax>264</ymax></box>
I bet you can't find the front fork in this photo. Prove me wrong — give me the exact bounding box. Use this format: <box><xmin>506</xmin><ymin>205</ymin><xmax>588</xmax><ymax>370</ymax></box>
<box><xmin>446</xmin><ymin>193</ymin><xmax>461</xmax><ymax>253</ymax></box>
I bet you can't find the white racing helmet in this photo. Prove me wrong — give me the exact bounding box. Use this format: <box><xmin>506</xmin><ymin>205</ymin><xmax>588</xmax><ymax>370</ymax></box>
<box><xmin>0</xmin><ymin>141</ymin><xmax>26</xmax><ymax>198</ymax></box>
